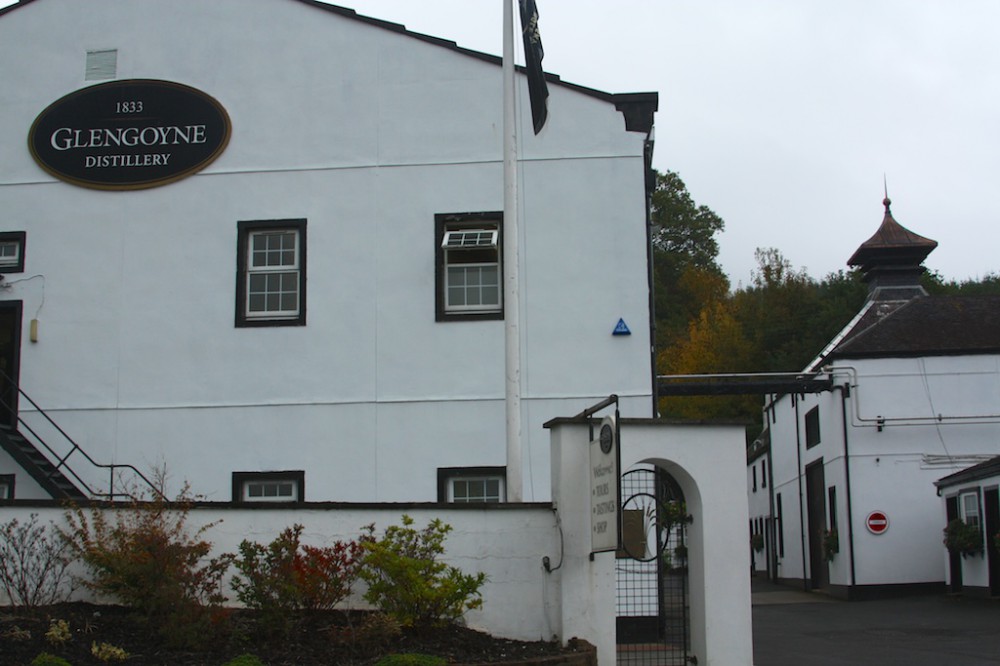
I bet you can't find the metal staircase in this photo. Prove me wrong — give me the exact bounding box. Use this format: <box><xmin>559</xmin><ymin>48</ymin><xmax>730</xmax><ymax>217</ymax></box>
<box><xmin>0</xmin><ymin>423</ymin><xmax>86</xmax><ymax>500</ymax></box>
<box><xmin>0</xmin><ymin>370</ymin><xmax>159</xmax><ymax>501</ymax></box>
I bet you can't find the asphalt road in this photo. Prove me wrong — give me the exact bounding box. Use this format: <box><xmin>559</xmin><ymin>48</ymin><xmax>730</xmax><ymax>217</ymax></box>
<box><xmin>752</xmin><ymin>581</ymin><xmax>1000</xmax><ymax>665</ymax></box>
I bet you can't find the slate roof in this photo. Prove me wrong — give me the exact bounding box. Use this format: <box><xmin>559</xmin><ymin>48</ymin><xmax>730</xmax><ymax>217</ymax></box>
<box><xmin>827</xmin><ymin>295</ymin><xmax>1000</xmax><ymax>360</ymax></box>
<box><xmin>935</xmin><ymin>454</ymin><xmax>1000</xmax><ymax>489</ymax></box>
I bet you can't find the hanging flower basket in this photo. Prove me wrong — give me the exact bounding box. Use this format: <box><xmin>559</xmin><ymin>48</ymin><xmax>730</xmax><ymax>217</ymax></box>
<box><xmin>943</xmin><ymin>519</ymin><xmax>983</xmax><ymax>558</ymax></box>
<box><xmin>750</xmin><ymin>533</ymin><xmax>764</xmax><ymax>554</ymax></box>
<box><xmin>821</xmin><ymin>528</ymin><xmax>839</xmax><ymax>562</ymax></box>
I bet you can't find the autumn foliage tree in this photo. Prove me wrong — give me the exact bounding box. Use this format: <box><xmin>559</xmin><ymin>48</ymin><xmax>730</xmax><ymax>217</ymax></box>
<box><xmin>656</xmin><ymin>242</ymin><xmax>867</xmax><ymax>426</ymax></box>
<box><xmin>651</xmin><ymin>170</ymin><xmax>1000</xmax><ymax>430</ymax></box>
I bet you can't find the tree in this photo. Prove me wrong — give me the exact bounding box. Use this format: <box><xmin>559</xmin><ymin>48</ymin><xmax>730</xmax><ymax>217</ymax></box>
<box><xmin>650</xmin><ymin>170</ymin><xmax>729</xmax><ymax>353</ymax></box>
<box><xmin>651</xmin><ymin>171</ymin><xmax>725</xmax><ymax>268</ymax></box>
<box><xmin>657</xmin><ymin>248</ymin><xmax>868</xmax><ymax>428</ymax></box>
<box><xmin>657</xmin><ymin>300</ymin><xmax>759</xmax><ymax>422</ymax></box>
<box><xmin>923</xmin><ymin>270</ymin><xmax>1000</xmax><ymax>296</ymax></box>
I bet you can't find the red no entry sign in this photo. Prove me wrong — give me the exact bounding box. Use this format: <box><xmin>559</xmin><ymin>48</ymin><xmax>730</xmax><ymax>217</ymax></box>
<box><xmin>866</xmin><ymin>510</ymin><xmax>889</xmax><ymax>534</ymax></box>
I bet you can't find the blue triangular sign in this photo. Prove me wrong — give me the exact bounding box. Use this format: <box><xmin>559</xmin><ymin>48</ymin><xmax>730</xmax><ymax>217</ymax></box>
<box><xmin>612</xmin><ymin>318</ymin><xmax>631</xmax><ymax>336</ymax></box>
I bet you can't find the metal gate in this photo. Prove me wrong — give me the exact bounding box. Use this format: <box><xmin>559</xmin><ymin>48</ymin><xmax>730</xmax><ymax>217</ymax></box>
<box><xmin>616</xmin><ymin>467</ymin><xmax>691</xmax><ymax>665</ymax></box>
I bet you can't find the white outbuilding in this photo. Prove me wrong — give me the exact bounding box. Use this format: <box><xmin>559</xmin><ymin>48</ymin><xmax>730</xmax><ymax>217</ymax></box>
<box><xmin>751</xmin><ymin>198</ymin><xmax>1000</xmax><ymax>598</ymax></box>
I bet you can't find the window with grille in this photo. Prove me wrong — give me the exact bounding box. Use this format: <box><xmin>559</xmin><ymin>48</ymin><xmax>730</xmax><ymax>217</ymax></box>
<box><xmin>435</xmin><ymin>213</ymin><xmax>502</xmax><ymax>321</ymax></box>
<box><xmin>0</xmin><ymin>232</ymin><xmax>25</xmax><ymax>273</ymax></box>
<box><xmin>232</xmin><ymin>471</ymin><xmax>304</xmax><ymax>503</ymax></box>
<box><xmin>437</xmin><ymin>467</ymin><xmax>506</xmax><ymax>503</ymax></box>
<box><xmin>236</xmin><ymin>220</ymin><xmax>306</xmax><ymax>327</ymax></box>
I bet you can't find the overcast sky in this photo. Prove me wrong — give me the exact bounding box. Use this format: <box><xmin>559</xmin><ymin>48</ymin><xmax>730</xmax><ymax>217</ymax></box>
<box><xmin>6</xmin><ymin>0</ymin><xmax>997</xmax><ymax>286</ymax></box>
<box><xmin>332</xmin><ymin>0</ymin><xmax>1000</xmax><ymax>287</ymax></box>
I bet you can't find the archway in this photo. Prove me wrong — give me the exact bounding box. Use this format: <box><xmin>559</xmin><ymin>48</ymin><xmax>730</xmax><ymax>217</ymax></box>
<box><xmin>545</xmin><ymin>416</ymin><xmax>751</xmax><ymax>666</ymax></box>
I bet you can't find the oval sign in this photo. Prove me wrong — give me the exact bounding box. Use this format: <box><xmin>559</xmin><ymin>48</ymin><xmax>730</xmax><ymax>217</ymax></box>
<box><xmin>28</xmin><ymin>79</ymin><xmax>231</xmax><ymax>190</ymax></box>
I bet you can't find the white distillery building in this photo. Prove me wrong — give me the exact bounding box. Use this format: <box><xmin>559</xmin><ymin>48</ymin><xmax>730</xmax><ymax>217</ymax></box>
<box><xmin>0</xmin><ymin>0</ymin><xmax>658</xmax><ymax>504</ymax></box>
<box><xmin>749</xmin><ymin>198</ymin><xmax>1000</xmax><ymax>599</ymax></box>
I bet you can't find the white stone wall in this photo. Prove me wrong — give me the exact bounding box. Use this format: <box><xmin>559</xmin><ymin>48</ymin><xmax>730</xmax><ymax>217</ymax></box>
<box><xmin>0</xmin><ymin>503</ymin><xmax>560</xmax><ymax>642</ymax></box>
<box><xmin>0</xmin><ymin>0</ymin><xmax>654</xmax><ymax>502</ymax></box>
<box><xmin>550</xmin><ymin>419</ymin><xmax>753</xmax><ymax>666</ymax></box>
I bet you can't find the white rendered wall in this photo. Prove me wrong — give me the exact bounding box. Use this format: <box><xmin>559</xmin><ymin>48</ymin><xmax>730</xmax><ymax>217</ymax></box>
<box><xmin>763</xmin><ymin>355</ymin><xmax>1000</xmax><ymax>589</ymax></box>
<box><xmin>0</xmin><ymin>503</ymin><xmax>560</xmax><ymax>642</ymax></box>
<box><xmin>0</xmin><ymin>0</ymin><xmax>654</xmax><ymax>501</ymax></box>
<box><xmin>550</xmin><ymin>419</ymin><xmax>753</xmax><ymax>666</ymax></box>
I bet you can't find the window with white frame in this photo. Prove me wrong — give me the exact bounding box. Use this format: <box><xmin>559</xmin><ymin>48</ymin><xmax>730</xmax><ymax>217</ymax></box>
<box><xmin>236</xmin><ymin>220</ymin><xmax>306</xmax><ymax>326</ymax></box>
<box><xmin>232</xmin><ymin>471</ymin><xmax>304</xmax><ymax>503</ymax></box>
<box><xmin>0</xmin><ymin>232</ymin><xmax>26</xmax><ymax>273</ymax></box>
<box><xmin>960</xmin><ymin>491</ymin><xmax>981</xmax><ymax>528</ymax></box>
<box><xmin>438</xmin><ymin>467</ymin><xmax>506</xmax><ymax>503</ymax></box>
<box><xmin>435</xmin><ymin>213</ymin><xmax>502</xmax><ymax>321</ymax></box>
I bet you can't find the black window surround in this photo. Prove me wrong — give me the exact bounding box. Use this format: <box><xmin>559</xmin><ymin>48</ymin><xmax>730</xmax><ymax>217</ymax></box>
<box><xmin>805</xmin><ymin>406</ymin><xmax>821</xmax><ymax>449</ymax></box>
<box><xmin>232</xmin><ymin>470</ymin><xmax>305</xmax><ymax>503</ymax></box>
<box><xmin>437</xmin><ymin>466</ymin><xmax>506</xmax><ymax>503</ymax></box>
<box><xmin>0</xmin><ymin>232</ymin><xmax>26</xmax><ymax>274</ymax></box>
<box><xmin>235</xmin><ymin>219</ymin><xmax>307</xmax><ymax>327</ymax></box>
<box><xmin>435</xmin><ymin>212</ymin><xmax>503</xmax><ymax>322</ymax></box>
<box><xmin>0</xmin><ymin>473</ymin><xmax>14</xmax><ymax>499</ymax></box>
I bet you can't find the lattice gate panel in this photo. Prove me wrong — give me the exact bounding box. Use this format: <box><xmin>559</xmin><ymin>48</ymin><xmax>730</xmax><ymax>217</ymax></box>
<box><xmin>616</xmin><ymin>467</ymin><xmax>690</xmax><ymax>666</ymax></box>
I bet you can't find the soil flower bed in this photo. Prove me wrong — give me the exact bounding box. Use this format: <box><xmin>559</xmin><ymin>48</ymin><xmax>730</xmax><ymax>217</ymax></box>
<box><xmin>0</xmin><ymin>603</ymin><xmax>586</xmax><ymax>666</ymax></box>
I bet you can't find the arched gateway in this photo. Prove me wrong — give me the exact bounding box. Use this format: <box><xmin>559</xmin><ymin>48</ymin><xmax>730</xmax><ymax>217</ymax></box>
<box><xmin>545</xmin><ymin>410</ymin><xmax>753</xmax><ymax>666</ymax></box>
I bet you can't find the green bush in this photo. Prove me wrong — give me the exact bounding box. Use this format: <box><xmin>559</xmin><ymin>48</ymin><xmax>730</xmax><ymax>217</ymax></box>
<box><xmin>360</xmin><ymin>515</ymin><xmax>486</xmax><ymax>627</ymax></box>
<box><xmin>375</xmin><ymin>654</ymin><xmax>446</xmax><ymax>666</ymax></box>
<box><xmin>221</xmin><ymin>654</ymin><xmax>267</xmax><ymax>666</ymax></box>
<box><xmin>59</xmin><ymin>479</ymin><xmax>233</xmax><ymax>647</ymax></box>
<box><xmin>30</xmin><ymin>653</ymin><xmax>72</xmax><ymax>666</ymax></box>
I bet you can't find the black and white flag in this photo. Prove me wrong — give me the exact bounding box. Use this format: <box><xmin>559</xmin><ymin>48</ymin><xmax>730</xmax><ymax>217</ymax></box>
<box><xmin>518</xmin><ymin>0</ymin><xmax>548</xmax><ymax>134</ymax></box>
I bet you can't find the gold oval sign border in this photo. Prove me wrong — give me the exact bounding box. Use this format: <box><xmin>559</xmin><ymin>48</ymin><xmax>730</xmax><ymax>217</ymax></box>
<box><xmin>28</xmin><ymin>79</ymin><xmax>232</xmax><ymax>191</ymax></box>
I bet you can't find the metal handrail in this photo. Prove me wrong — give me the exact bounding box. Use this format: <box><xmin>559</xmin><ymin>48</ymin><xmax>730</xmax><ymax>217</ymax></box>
<box><xmin>0</xmin><ymin>369</ymin><xmax>162</xmax><ymax>500</ymax></box>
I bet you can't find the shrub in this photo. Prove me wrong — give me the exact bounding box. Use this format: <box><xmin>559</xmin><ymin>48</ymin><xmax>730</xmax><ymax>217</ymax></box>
<box><xmin>360</xmin><ymin>515</ymin><xmax>486</xmax><ymax>627</ymax></box>
<box><xmin>30</xmin><ymin>653</ymin><xmax>72</xmax><ymax>666</ymax></box>
<box><xmin>0</xmin><ymin>513</ymin><xmax>74</xmax><ymax>609</ymax></box>
<box><xmin>91</xmin><ymin>641</ymin><xmax>128</xmax><ymax>662</ymax></box>
<box><xmin>230</xmin><ymin>523</ymin><xmax>367</xmax><ymax>632</ymax></box>
<box><xmin>943</xmin><ymin>519</ymin><xmax>982</xmax><ymax>557</ymax></box>
<box><xmin>750</xmin><ymin>533</ymin><xmax>764</xmax><ymax>553</ymax></box>
<box><xmin>375</xmin><ymin>654</ymin><xmax>446</xmax><ymax>666</ymax></box>
<box><xmin>45</xmin><ymin>619</ymin><xmax>71</xmax><ymax>645</ymax></box>
<box><xmin>359</xmin><ymin>612</ymin><xmax>402</xmax><ymax>645</ymax></box>
<box><xmin>221</xmin><ymin>654</ymin><xmax>267</xmax><ymax>666</ymax></box>
<box><xmin>59</xmin><ymin>479</ymin><xmax>233</xmax><ymax>647</ymax></box>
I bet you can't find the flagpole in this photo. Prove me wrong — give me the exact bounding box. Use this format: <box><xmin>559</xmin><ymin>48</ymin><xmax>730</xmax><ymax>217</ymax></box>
<box><xmin>503</xmin><ymin>0</ymin><xmax>523</xmax><ymax>502</ymax></box>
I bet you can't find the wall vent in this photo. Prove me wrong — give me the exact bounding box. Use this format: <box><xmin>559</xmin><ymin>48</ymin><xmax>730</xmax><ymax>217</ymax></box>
<box><xmin>85</xmin><ymin>49</ymin><xmax>117</xmax><ymax>80</ymax></box>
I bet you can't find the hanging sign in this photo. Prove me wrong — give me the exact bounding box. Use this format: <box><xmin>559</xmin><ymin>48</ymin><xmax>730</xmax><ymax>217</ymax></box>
<box><xmin>28</xmin><ymin>79</ymin><xmax>231</xmax><ymax>190</ymax></box>
<box><xmin>590</xmin><ymin>415</ymin><xmax>620</xmax><ymax>553</ymax></box>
